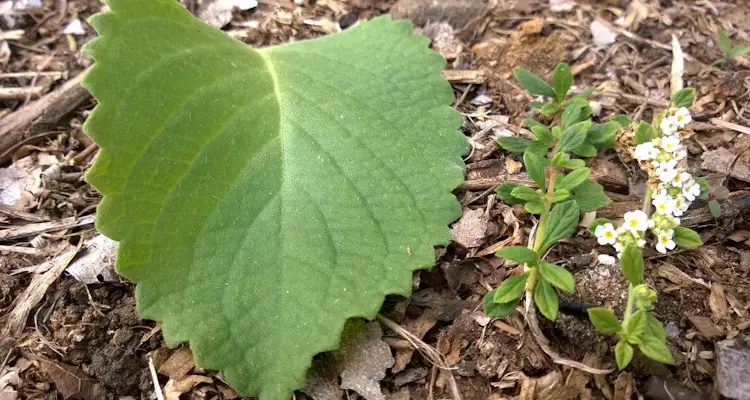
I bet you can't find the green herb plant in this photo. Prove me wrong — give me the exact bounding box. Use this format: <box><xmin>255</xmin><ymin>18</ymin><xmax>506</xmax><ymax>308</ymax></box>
<box><xmin>484</xmin><ymin>64</ymin><xmax>618</xmax><ymax>321</ymax></box>
<box><xmin>81</xmin><ymin>1</ymin><xmax>467</xmax><ymax>399</ymax></box>
<box><xmin>714</xmin><ymin>30</ymin><xmax>750</xmax><ymax>66</ymax></box>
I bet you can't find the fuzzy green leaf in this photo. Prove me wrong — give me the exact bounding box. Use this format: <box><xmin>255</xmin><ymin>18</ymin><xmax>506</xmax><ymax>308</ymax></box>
<box><xmin>524</xmin><ymin>151</ymin><xmax>546</xmax><ymax>188</ymax></box>
<box><xmin>559</xmin><ymin>123</ymin><xmax>588</xmax><ymax>152</ymax></box>
<box><xmin>498</xmin><ymin>136</ymin><xmax>531</xmax><ymax>153</ymax></box>
<box><xmin>718</xmin><ymin>30</ymin><xmax>733</xmax><ymax>54</ymax></box>
<box><xmin>639</xmin><ymin>336</ymin><xmax>675</xmax><ymax>365</ymax></box>
<box><xmin>673</xmin><ymin>227</ymin><xmax>703</xmax><ymax>249</ymax></box>
<box><xmin>513</xmin><ymin>67</ymin><xmax>556</xmax><ymax>98</ymax></box>
<box><xmin>709</xmin><ymin>200</ymin><xmax>721</xmax><ymax>218</ymax></box>
<box><xmin>494</xmin><ymin>273</ymin><xmax>530</xmax><ymax>303</ymax></box>
<box><xmin>572</xmin><ymin>180</ymin><xmax>611</xmax><ymax>212</ymax></box>
<box><xmin>551</xmin><ymin>63</ymin><xmax>573</xmax><ymax>102</ymax></box>
<box><xmin>484</xmin><ymin>289</ymin><xmax>520</xmax><ymax>317</ymax></box>
<box><xmin>82</xmin><ymin>2</ymin><xmax>467</xmax><ymax>399</ymax></box>
<box><xmin>561</xmin><ymin>102</ymin><xmax>583</xmax><ymax>130</ymax></box>
<box><xmin>512</xmin><ymin>186</ymin><xmax>543</xmax><ymax>202</ymax></box>
<box><xmin>496</xmin><ymin>246</ymin><xmax>539</xmax><ymax>264</ymax></box>
<box><xmin>634</xmin><ymin>122</ymin><xmax>653</xmax><ymax>145</ymax></box>
<box><xmin>561</xmin><ymin>159</ymin><xmax>585</xmax><ymax>169</ymax></box>
<box><xmin>729</xmin><ymin>46</ymin><xmax>750</xmax><ymax>58</ymax></box>
<box><xmin>556</xmin><ymin>168</ymin><xmax>591</xmax><ymax>191</ymax></box>
<box><xmin>671</xmin><ymin>88</ymin><xmax>695</xmax><ymax>108</ymax></box>
<box><xmin>530</xmin><ymin>125</ymin><xmax>554</xmax><ymax>143</ymax></box>
<box><xmin>611</xmin><ymin>114</ymin><xmax>633</xmax><ymax>128</ymax></box>
<box><xmin>623</xmin><ymin>309</ymin><xmax>648</xmax><ymax>344</ymax></box>
<box><xmin>620</xmin><ymin>245</ymin><xmax>644</xmax><ymax>285</ymax></box>
<box><xmin>539</xmin><ymin>262</ymin><xmax>574</xmax><ymax>293</ymax></box>
<box><xmin>615</xmin><ymin>341</ymin><xmax>634</xmax><ymax>370</ymax></box>
<box><xmin>535</xmin><ymin>279</ymin><xmax>559</xmax><ymax>320</ymax></box>
<box><xmin>587</xmin><ymin>307</ymin><xmax>622</xmax><ymax>334</ymax></box>
<box><xmin>496</xmin><ymin>183</ymin><xmax>526</xmax><ymax>205</ymax></box>
<box><xmin>549</xmin><ymin>189</ymin><xmax>570</xmax><ymax>203</ymax></box>
<box><xmin>645</xmin><ymin>312</ymin><xmax>667</xmax><ymax>342</ymax></box>
<box><xmin>587</xmin><ymin>121</ymin><xmax>621</xmax><ymax>145</ymax></box>
<box><xmin>539</xmin><ymin>201</ymin><xmax>579</xmax><ymax>251</ymax></box>
<box><xmin>525</xmin><ymin>201</ymin><xmax>545</xmax><ymax>214</ymax></box>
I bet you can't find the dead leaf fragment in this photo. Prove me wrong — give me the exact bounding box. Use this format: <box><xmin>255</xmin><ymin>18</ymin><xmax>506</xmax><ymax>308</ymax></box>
<box><xmin>65</xmin><ymin>234</ymin><xmax>119</xmax><ymax>284</ymax></box>
<box><xmin>338</xmin><ymin>321</ymin><xmax>394</xmax><ymax>400</ymax></box>
<box><xmin>702</xmin><ymin>147</ymin><xmax>750</xmax><ymax>183</ymax></box>
<box><xmin>197</xmin><ymin>0</ymin><xmax>258</xmax><ymax>28</ymax></box>
<box><xmin>163</xmin><ymin>375</ymin><xmax>213</xmax><ymax>400</ymax></box>
<box><xmin>709</xmin><ymin>283</ymin><xmax>728</xmax><ymax>322</ymax></box>
<box><xmin>158</xmin><ymin>348</ymin><xmax>195</xmax><ymax>380</ymax></box>
<box><xmin>688</xmin><ymin>315</ymin><xmax>724</xmax><ymax>340</ymax></box>
<box><xmin>0</xmin><ymin>157</ymin><xmax>38</xmax><ymax>211</ymax></box>
<box><xmin>451</xmin><ymin>208</ymin><xmax>492</xmax><ymax>248</ymax></box>
<box><xmin>519</xmin><ymin>18</ymin><xmax>544</xmax><ymax>35</ymax></box>
<box><xmin>37</xmin><ymin>358</ymin><xmax>98</xmax><ymax>400</ymax></box>
<box><xmin>392</xmin><ymin>311</ymin><xmax>438</xmax><ymax>372</ymax></box>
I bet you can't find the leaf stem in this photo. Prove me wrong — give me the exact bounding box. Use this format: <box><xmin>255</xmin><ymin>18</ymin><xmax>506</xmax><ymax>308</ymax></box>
<box><xmin>623</xmin><ymin>283</ymin><xmax>635</xmax><ymax>322</ymax></box>
<box><xmin>642</xmin><ymin>186</ymin><xmax>653</xmax><ymax>215</ymax></box>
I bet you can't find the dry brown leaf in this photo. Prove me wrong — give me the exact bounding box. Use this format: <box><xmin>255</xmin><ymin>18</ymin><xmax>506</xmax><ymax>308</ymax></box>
<box><xmin>392</xmin><ymin>310</ymin><xmax>438</xmax><ymax>372</ymax></box>
<box><xmin>657</xmin><ymin>263</ymin><xmax>709</xmax><ymax>288</ymax></box>
<box><xmin>339</xmin><ymin>321</ymin><xmax>394</xmax><ymax>400</ymax></box>
<box><xmin>613</xmin><ymin>372</ymin><xmax>633</xmax><ymax>400</ymax></box>
<box><xmin>158</xmin><ymin>348</ymin><xmax>195</xmax><ymax>380</ymax></box>
<box><xmin>505</xmin><ymin>157</ymin><xmax>523</xmax><ymax>174</ymax></box>
<box><xmin>451</xmin><ymin>208</ymin><xmax>492</xmax><ymax>248</ymax></box>
<box><xmin>701</xmin><ymin>148</ymin><xmax>750</xmax><ymax>183</ymax></box>
<box><xmin>688</xmin><ymin>315</ymin><xmax>725</xmax><ymax>340</ymax></box>
<box><xmin>37</xmin><ymin>357</ymin><xmax>98</xmax><ymax>400</ymax></box>
<box><xmin>163</xmin><ymin>375</ymin><xmax>213</xmax><ymax>400</ymax></box>
<box><xmin>519</xmin><ymin>17</ymin><xmax>544</xmax><ymax>35</ymax></box>
<box><xmin>65</xmin><ymin>234</ymin><xmax>119</xmax><ymax>284</ymax></box>
<box><xmin>709</xmin><ymin>283</ymin><xmax>728</xmax><ymax>322</ymax></box>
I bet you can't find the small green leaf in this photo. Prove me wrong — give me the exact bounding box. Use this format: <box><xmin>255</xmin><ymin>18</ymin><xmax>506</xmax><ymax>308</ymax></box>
<box><xmin>588</xmin><ymin>218</ymin><xmax>612</xmax><ymax>236</ymax></box>
<box><xmin>561</xmin><ymin>102</ymin><xmax>583</xmax><ymax>130</ymax></box>
<box><xmin>496</xmin><ymin>246</ymin><xmax>539</xmax><ymax>264</ymax></box>
<box><xmin>587</xmin><ymin>307</ymin><xmax>622</xmax><ymax>334</ymax></box>
<box><xmin>571</xmin><ymin>87</ymin><xmax>596</xmax><ymax>100</ymax></box>
<box><xmin>498</xmin><ymin>136</ymin><xmax>531</xmax><ymax>153</ymax></box>
<box><xmin>552</xmin><ymin>126</ymin><xmax>562</xmax><ymax>137</ymax></box>
<box><xmin>729</xmin><ymin>46</ymin><xmax>750</xmax><ymax>58</ymax></box>
<box><xmin>572</xmin><ymin>180</ymin><xmax>611</xmax><ymax>212</ymax></box>
<box><xmin>673</xmin><ymin>227</ymin><xmax>702</xmax><ymax>248</ymax></box>
<box><xmin>494</xmin><ymin>273</ymin><xmax>530</xmax><ymax>303</ymax></box>
<box><xmin>524</xmin><ymin>151</ymin><xmax>546</xmax><ymax>188</ymax></box>
<box><xmin>571</xmin><ymin>144</ymin><xmax>597</xmax><ymax>158</ymax></box>
<box><xmin>718</xmin><ymin>30</ymin><xmax>733</xmax><ymax>54</ymax></box>
<box><xmin>513</xmin><ymin>67</ymin><xmax>556</xmax><ymax>98</ymax></box>
<box><xmin>484</xmin><ymin>289</ymin><xmax>520</xmax><ymax>317</ymax></box>
<box><xmin>531</xmin><ymin>125</ymin><xmax>554</xmax><ymax>143</ymax></box>
<box><xmin>638</xmin><ymin>336</ymin><xmax>675</xmax><ymax>365</ymax></box>
<box><xmin>539</xmin><ymin>201</ymin><xmax>579</xmax><ymax>251</ymax></box>
<box><xmin>587</xmin><ymin>121</ymin><xmax>621</xmax><ymax>145</ymax></box>
<box><xmin>559</xmin><ymin>123</ymin><xmax>588</xmax><ymax>152</ymax></box>
<box><xmin>511</xmin><ymin>186</ymin><xmax>543</xmax><ymax>202</ymax></box>
<box><xmin>634</xmin><ymin>122</ymin><xmax>653</xmax><ymax>145</ymax></box>
<box><xmin>645</xmin><ymin>312</ymin><xmax>667</xmax><ymax>342</ymax></box>
<box><xmin>551</xmin><ymin>63</ymin><xmax>573</xmax><ymax>102</ymax></box>
<box><xmin>524</xmin><ymin>119</ymin><xmax>544</xmax><ymax>129</ymax></box>
<box><xmin>550</xmin><ymin>189</ymin><xmax>570</xmax><ymax>203</ymax></box>
<box><xmin>551</xmin><ymin>152</ymin><xmax>565</xmax><ymax>167</ymax></box>
<box><xmin>496</xmin><ymin>183</ymin><xmax>526</xmax><ymax>205</ymax></box>
<box><xmin>535</xmin><ymin>279</ymin><xmax>559</xmax><ymax>320</ymax></box>
<box><xmin>611</xmin><ymin>114</ymin><xmax>633</xmax><ymax>128</ymax></box>
<box><xmin>620</xmin><ymin>245</ymin><xmax>644</xmax><ymax>286</ymax></box>
<box><xmin>709</xmin><ymin>200</ymin><xmax>721</xmax><ymax>218</ymax></box>
<box><xmin>526</xmin><ymin>140</ymin><xmax>553</xmax><ymax>157</ymax></box>
<box><xmin>561</xmin><ymin>159</ymin><xmax>585</xmax><ymax>169</ymax></box>
<box><xmin>615</xmin><ymin>341</ymin><xmax>634</xmax><ymax>370</ymax></box>
<box><xmin>529</xmin><ymin>101</ymin><xmax>545</xmax><ymax>109</ymax></box>
<box><xmin>525</xmin><ymin>201</ymin><xmax>545</xmax><ymax>214</ymax></box>
<box><xmin>540</xmin><ymin>103</ymin><xmax>560</xmax><ymax>116</ymax></box>
<box><xmin>694</xmin><ymin>176</ymin><xmax>711</xmax><ymax>200</ymax></box>
<box><xmin>556</xmin><ymin>168</ymin><xmax>591</xmax><ymax>191</ymax></box>
<box><xmin>623</xmin><ymin>310</ymin><xmax>648</xmax><ymax>343</ymax></box>
<box><xmin>671</xmin><ymin>88</ymin><xmax>695</xmax><ymax>108</ymax></box>
<box><xmin>539</xmin><ymin>262</ymin><xmax>574</xmax><ymax>293</ymax></box>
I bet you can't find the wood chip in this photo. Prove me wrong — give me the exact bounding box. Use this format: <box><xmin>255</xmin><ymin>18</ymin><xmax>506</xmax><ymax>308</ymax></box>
<box><xmin>657</xmin><ymin>263</ymin><xmax>709</xmax><ymax>288</ymax></box>
<box><xmin>701</xmin><ymin>147</ymin><xmax>750</xmax><ymax>183</ymax></box>
<box><xmin>391</xmin><ymin>311</ymin><xmax>438</xmax><ymax>373</ymax></box>
<box><xmin>709</xmin><ymin>283</ymin><xmax>728</xmax><ymax>322</ymax></box>
<box><xmin>688</xmin><ymin>315</ymin><xmax>725</xmax><ymax>340</ymax></box>
<box><xmin>441</xmin><ymin>69</ymin><xmax>486</xmax><ymax>84</ymax></box>
<box><xmin>158</xmin><ymin>348</ymin><xmax>195</xmax><ymax>380</ymax></box>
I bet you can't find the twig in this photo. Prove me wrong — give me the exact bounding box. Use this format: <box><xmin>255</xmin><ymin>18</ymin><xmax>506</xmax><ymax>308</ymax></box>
<box><xmin>0</xmin><ymin>214</ymin><xmax>95</xmax><ymax>242</ymax></box>
<box><xmin>0</xmin><ymin>71</ymin><xmax>65</xmax><ymax>80</ymax></box>
<box><xmin>0</xmin><ymin>245</ymin><xmax>47</xmax><ymax>256</ymax></box>
<box><xmin>709</xmin><ymin>118</ymin><xmax>750</xmax><ymax>135</ymax></box>
<box><xmin>0</xmin><ymin>204</ymin><xmax>49</xmax><ymax>222</ymax></box>
<box><xmin>149</xmin><ymin>356</ymin><xmax>166</xmax><ymax>400</ymax></box>
<box><xmin>0</xmin><ymin>86</ymin><xmax>45</xmax><ymax>101</ymax></box>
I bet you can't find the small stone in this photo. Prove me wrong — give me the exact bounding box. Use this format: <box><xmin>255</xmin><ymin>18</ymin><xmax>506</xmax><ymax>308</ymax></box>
<box><xmin>471</xmin><ymin>94</ymin><xmax>493</xmax><ymax>106</ymax></box>
<box><xmin>590</xmin><ymin>20</ymin><xmax>617</xmax><ymax>46</ymax></box>
<box><xmin>716</xmin><ymin>336</ymin><xmax>750</xmax><ymax>400</ymax></box>
<box><xmin>665</xmin><ymin>322</ymin><xmax>680</xmax><ymax>340</ymax></box>
<box><xmin>63</xmin><ymin>19</ymin><xmax>86</xmax><ymax>35</ymax></box>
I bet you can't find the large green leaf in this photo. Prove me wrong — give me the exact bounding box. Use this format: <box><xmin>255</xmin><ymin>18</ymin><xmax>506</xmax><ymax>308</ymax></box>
<box><xmin>81</xmin><ymin>1</ymin><xmax>467</xmax><ymax>399</ymax></box>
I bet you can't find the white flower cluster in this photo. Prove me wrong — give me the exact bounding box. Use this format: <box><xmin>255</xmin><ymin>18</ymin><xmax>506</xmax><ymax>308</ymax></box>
<box><xmin>596</xmin><ymin>107</ymin><xmax>700</xmax><ymax>256</ymax></box>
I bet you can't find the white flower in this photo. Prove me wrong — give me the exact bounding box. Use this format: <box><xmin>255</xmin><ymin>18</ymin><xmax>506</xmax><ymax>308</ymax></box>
<box><xmin>623</xmin><ymin>210</ymin><xmax>649</xmax><ymax>232</ymax></box>
<box><xmin>673</xmin><ymin>197</ymin><xmax>690</xmax><ymax>216</ymax></box>
<box><xmin>638</xmin><ymin>239</ymin><xmax>646</xmax><ymax>248</ymax></box>
<box><xmin>682</xmin><ymin>181</ymin><xmax>701</xmax><ymax>201</ymax></box>
<box><xmin>614</xmin><ymin>242</ymin><xmax>624</xmax><ymax>253</ymax></box>
<box><xmin>597</xmin><ymin>254</ymin><xmax>617</xmax><ymax>266</ymax></box>
<box><xmin>633</xmin><ymin>142</ymin><xmax>659</xmax><ymax>161</ymax></box>
<box><xmin>661</xmin><ymin>136</ymin><xmax>682</xmax><ymax>153</ymax></box>
<box><xmin>595</xmin><ymin>223</ymin><xmax>618</xmax><ymax>245</ymax></box>
<box><xmin>656</xmin><ymin>230</ymin><xmax>676</xmax><ymax>254</ymax></box>
<box><xmin>671</xmin><ymin>171</ymin><xmax>690</xmax><ymax>187</ymax></box>
<box><xmin>656</xmin><ymin>160</ymin><xmax>678</xmax><ymax>183</ymax></box>
<box><xmin>674</xmin><ymin>107</ymin><xmax>692</xmax><ymax>128</ymax></box>
<box><xmin>660</xmin><ymin>116</ymin><xmax>678</xmax><ymax>135</ymax></box>
<box><xmin>652</xmin><ymin>195</ymin><xmax>675</xmax><ymax>215</ymax></box>
<box><xmin>674</xmin><ymin>149</ymin><xmax>688</xmax><ymax>161</ymax></box>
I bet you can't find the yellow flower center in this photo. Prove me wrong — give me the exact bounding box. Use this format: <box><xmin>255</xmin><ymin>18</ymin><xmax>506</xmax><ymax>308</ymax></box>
<box><xmin>605</xmin><ymin>231</ymin><xmax>613</xmax><ymax>239</ymax></box>
<box><xmin>677</xmin><ymin>115</ymin><xmax>684</xmax><ymax>122</ymax></box>
<box><xmin>674</xmin><ymin>175</ymin><xmax>681</xmax><ymax>182</ymax></box>
<box><xmin>630</xmin><ymin>220</ymin><xmax>639</xmax><ymax>227</ymax></box>
<box><xmin>661</xmin><ymin>236</ymin><xmax>668</xmax><ymax>244</ymax></box>
<box><xmin>659</xmin><ymin>204</ymin><xmax>666</xmax><ymax>211</ymax></box>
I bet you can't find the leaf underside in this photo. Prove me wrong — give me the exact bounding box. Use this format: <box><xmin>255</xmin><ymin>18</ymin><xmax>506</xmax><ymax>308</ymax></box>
<box><xmin>81</xmin><ymin>1</ymin><xmax>467</xmax><ymax>399</ymax></box>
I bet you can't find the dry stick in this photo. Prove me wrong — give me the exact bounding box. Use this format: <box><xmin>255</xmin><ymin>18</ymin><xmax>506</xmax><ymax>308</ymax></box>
<box><xmin>0</xmin><ymin>86</ymin><xmax>45</xmax><ymax>101</ymax></box>
<box><xmin>0</xmin><ymin>247</ymin><xmax>79</xmax><ymax>363</ymax></box>
<box><xmin>0</xmin><ymin>71</ymin><xmax>65</xmax><ymax>80</ymax></box>
<box><xmin>0</xmin><ymin>214</ymin><xmax>95</xmax><ymax>241</ymax></box>
<box><xmin>0</xmin><ymin>67</ymin><xmax>91</xmax><ymax>163</ymax></box>
<box><xmin>0</xmin><ymin>203</ymin><xmax>49</xmax><ymax>222</ymax></box>
<box><xmin>376</xmin><ymin>314</ymin><xmax>462</xmax><ymax>400</ymax></box>
<box><xmin>710</xmin><ymin>118</ymin><xmax>750</xmax><ymax>135</ymax></box>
